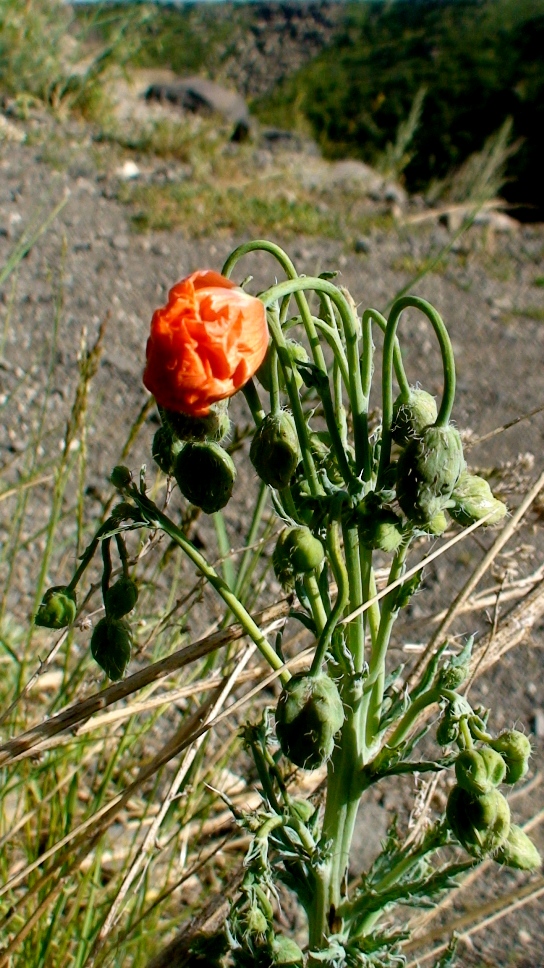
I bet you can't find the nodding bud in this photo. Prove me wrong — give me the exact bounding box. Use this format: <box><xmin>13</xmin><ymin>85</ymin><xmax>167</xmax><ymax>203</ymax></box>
<box><xmin>391</xmin><ymin>387</ymin><xmax>438</xmax><ymax>446</ymax></box>
<box><xmin>273</xmin><ymin>526</ymin><xmax>325</xmax><ymax>589</ymax></box>
<box><xmin>495</xmin><ymin>824</ymin><xmax>542</xmax><ymax>871</ymax></box>
<box><xmin>489</xmin><ymin>730</ymin><xmax>532</xmax><ymax>784</ymax></box>
<box><xmin>275</xmin><ymin>673</ymin><xmax>344</xmax><ymax>770</ymax></box>
<box><xmin>110</xmin><ymin>465</ymin><xmax>132</xmax><ymax>490</ymax></box>
<box><xmin>35</xmin><ymin>585</ymin><xmax>77</xmax><ymax>629</ymax></box>
<box><xmin>174</xmin><ymin>442</ymin><xmax>236</xmax><ymax>514</ymax></box>
<box><xmin>91</xmin><ymin>617</ymin><xmax>132</xmax><ymax>680</ymax></box>
<box><xmin>455</xmin><ymin>748</ymin><xmax>506</xmax><ymax>795</ymax></box>
<box><xmin>152</xmin><ymin>425</ymin><xmax>182</xmax><ymax>475</ymax></box>
<box><xmin>436</xmin><ymin>707</ymin><xmax>459</xmax><ymax>746</ymax></box>
<box><xmin>160</xmin><ymin>401</ymin><xmax>230</xmax><ymax>443</ymax></box>
<box><xmin>449</xmin><ymin>471</ymin><xmax>508</xmax><ymax>527</ymax></box>
<box><xmin>256</xmin><ymin>338</ymin><xmax>310</xmax><ymax>393</ymax></box>
<box><xmin>104</xmin><ymin>577</ymin><xmax>138</xmax><ymax>619</ymax></box>
<box><xmin>446</xmin><ymin>785</ymin><xmax>510</xmax><ymax>859</ymax></box>
<box><xmin>397</xmin><ymin>424</ymin><xmax>465</xmax><ymax>524</ymax></box>
<box><xmin>249</xmin><ymin>412</ymin><xmax>299</xmax><ymax>490</ymax></box>
<box><xmin>271</xmin><ymin>936</ymin><xmax>304</xmax><ymax>965</ymax></box>
<box><xmin>357</xmin><ymin>496</ymin><xmax>403</xmax><ymax>553</ymax></box>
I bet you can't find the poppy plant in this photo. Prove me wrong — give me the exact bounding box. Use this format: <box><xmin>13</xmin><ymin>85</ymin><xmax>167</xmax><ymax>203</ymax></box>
<box><xmin>143</xmin><ymin>270</ymin><xmax>268</xmax><ymax>417</ymax></box>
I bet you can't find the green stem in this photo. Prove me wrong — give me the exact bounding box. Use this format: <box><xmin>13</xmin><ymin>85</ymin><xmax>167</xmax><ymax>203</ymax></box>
<box><xmin>303</xmin><ymin>573</ymin><xmax>328</xmax><ymax>636</ymax></box>
<box><xmin>378</xmin><ymin>296</ymin><xmax>456</xmax><ymax>485</ymax></box>
<box><xmin>382</xmin><ymin>686</ymin><xmax>441</xmax><ymax>752</ymax></box>
<box><xmin>362</xmin><ymin>308</ymin><xmax>410</xmax><ymax>399</ymax></box>
<box><xmin>310</xmin><ymin>517</ymin><xmax>349</xmax><ymax>677</ymax></box>
<box><xmin>128</xmin><ymin>487</ymin><xmax>289</xmax><ymax>682</ymax></box>
<box><xmin>241</xmin><ymin>380</ymin><xmax>265</xmax><ymax>425</ymax></box>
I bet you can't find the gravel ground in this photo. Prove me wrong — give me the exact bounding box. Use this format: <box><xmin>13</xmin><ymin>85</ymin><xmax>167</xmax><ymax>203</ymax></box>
<box><xmin>1</xmin><ymin>109</ymin><xmax>544</xmax><ymax>966</ymax></box>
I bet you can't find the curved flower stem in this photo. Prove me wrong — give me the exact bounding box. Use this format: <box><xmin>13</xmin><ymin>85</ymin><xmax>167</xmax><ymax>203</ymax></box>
<box><xmin>378</xmin><ymin>296</ymin><xmax>456</xmax><ymax>487</ymax></box>
<box><xmin>222</xmin><ymin>240</ymin><xmax>328</xmax><ymax>373</ymax></box>
<box><xmin>259</xmin><ymin>276</ymin><xmax>369</xmax><ymax>478</ymax></box>
<box><xmin>362</xmin><ymin>542</ymin><xmax>410</xmax><ymax>752</ymax></box>
<box><xmin>127</xmin><ymin>486</ymin><xmax>289</xmax><ymax>682</ymax></box>
<box><xmin>310</xmin><ymin>515</ymin><xmax>349</xmax><ymax>677</ymax></box>
<box><xmin>303</xmin><ymin>573</ymin><xmax>328</xmax><ymax>637</ymax></box>
<box><xmin>362</xmin><ymin>308</ymin><xmax>410</xmax><ymax>401</ymax></box>
<box><xmin>241</xmin><ymin>379</ymin><xmax>265</xmax><ymax>426</ymax></box>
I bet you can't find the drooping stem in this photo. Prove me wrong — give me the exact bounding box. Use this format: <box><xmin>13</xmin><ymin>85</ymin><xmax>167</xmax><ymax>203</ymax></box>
<box><xmin>378</xmin><ymin>296</ymin><xmax>456</xmax><ymax>485</ymax></box>
<box><xmin>127</xmin><ymin>486</ymin><xmax>289</xmax><ymax>682</ymax></box>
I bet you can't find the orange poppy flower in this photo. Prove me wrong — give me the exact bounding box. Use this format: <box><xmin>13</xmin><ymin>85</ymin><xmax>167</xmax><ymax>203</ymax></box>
<box><xmin>143</xmin><ymin>270</ymin><xmax>268</xmax><ymax>417</ymax></box>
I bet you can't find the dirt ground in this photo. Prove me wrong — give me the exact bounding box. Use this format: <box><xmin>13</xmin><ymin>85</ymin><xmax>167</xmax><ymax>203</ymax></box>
<box><xmin>1</xmin><ymin>107</ymin><xmax>544</xmax><ymax>966</ymax></box>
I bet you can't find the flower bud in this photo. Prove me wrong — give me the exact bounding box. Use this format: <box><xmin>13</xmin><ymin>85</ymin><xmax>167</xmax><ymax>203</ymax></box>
<box><xmin>110</xmin><ymin>465</ymin><xmax>132</xmax><ymax>490</ymax></box>
<box><xmin>273</xmin><ymin>526</ymin><xmax>325</xmax><ymax>588</ymax></box>
<box><xmin>449</xmin><ymin>471</ymin><xmax>507</xmax><ymax>528</ymax></box>
<box><xmin>357</xmin><ymin>497</ymin><xmax>403</xmax><ymax>553</ymax></box>
<box><xmin>495</xmin><ymin>824</ymin><xmax>542</xmax><ymax>870</ymax></box>
<box><xmin>250</xmin><ymin>412</ymin><xmax>300</xmax><ymax>490</ymax></box>
<box><xmin>174</xmin><ymin>442</ymin><xmax>236</xmax><ymax>514</ymax></box>
<box><xmin>246</xmin><ymin>906</ymin><xmax>268</xmax><ymax>936</ymax></box>
<box><xmin>391</xmin><ymin>387</ymin><xmax>438</xmax><ymax>446</ymax></box>
<box><xmin>35</xmin><ymin>585</ymin><xmax>77</xmax><ymax>629</ymax></box>
<box><xmin>256</xmin><ymin>339</ymin><xmax>309</xmax><ymax>393</ymax></box>
<box><xmin>424</xmin><ymin>511</ymin><xmax>448</xmax><ymax>535</ymax></box>
<box><xmin>151</xmin><ymin>425</ymin><xmax>182</xmax><ymax>475</ymax></box>
<box><xmin>436</xmin><ymin>708</ymin><xmax>459</xmax><ymax>746</ymax></box>
<box><xmin>160</xmin><ymin>401</ymin><xmax>230</xmax><ymax>443</ymax></box>
<box><xmin>397</xmin><ymin>425</ymin><xmax>465</xmax><ymax>524</ymax></box>
<box><xmin>446</xmin><ymin>785</ymin><xmax>510</xmax><ymax>859</ymax></box>
<box><xmin>275</xmin><ymin>673</ymin><xmax>344</xmax><ymax>770</ymax></box>
<box><xmin>489</xmin><ymin>730</ymin><xmax>532</xmax><ymax>784</ymax></box>
<box><xmin>91</xmin><ymin>617</ymin><xmax>132</xmax><ymax>680</ymax></box>
<box><xmin>290</xmin><ymin>798</ymin><xmax>315</xmax><ymax>823</ymax></box>
<box><xmin>455</xmin><ymin>748</ymin><xmax>506</xmax><ymax>795</ymax></box>
<box><xmin>271</xmin><ymin>936</ymin><xmax>304</xmax><ymax>965</ymax></box>
<box><xmin>104</xmin><ymin>577</ymin><xmax>138</xmax><ymax>619</ymax></box>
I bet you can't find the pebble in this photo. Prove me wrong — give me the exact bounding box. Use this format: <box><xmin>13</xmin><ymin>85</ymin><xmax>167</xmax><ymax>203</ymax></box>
<box><xmin>112</xmin><ymin>235</ymin><xmax>130</xmax><ymax>251</ymax></box>
<box><xmin>354</xmin><ymin>236</ymin><xmax>372</xmax><ymax>254</ymax></box>
<box><xmin>116</xmin><ymin>160</ymin><xmax>140</xmax><ymax>180</ymax></box>
<box><xmin>532</xmin><ymin>709</ymin><xmax>544</xmax><ymax>738</ymax></box>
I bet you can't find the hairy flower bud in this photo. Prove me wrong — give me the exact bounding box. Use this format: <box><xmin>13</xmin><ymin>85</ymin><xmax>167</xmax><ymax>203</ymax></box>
<box><xmin>104</xmin><ymin>577</ymin><xmax>138</xmax><ymax>619</ymax></box>
<box><xmin>275</xmin><ymin>673</ymin><xmax>345</xmax><ymax>770</ymax></box>
<box><xmin>110</xmin><ymin>465</ymin><xmax>132</xmax><ymax>490</ymax></box>
<box><xmin>436</xmin><ymin>707</ymin><xmax>459</xmax><ymax>746</ymax></box>
<box><xmin>91</xmin><ymin>617</ymin><xmax>132</xmax><ymax>680</ymax></box>
<box><xmin>35</xmin><ymin>585</ymin><xmax>77</xmax><ymax>629</ymax></box>
<box><xmin>160</xmin><ymin>400</ymin><xmax>230</xmax><ymax>443</ymax></box>
<box><xmin>391</xmin><ymin>387</ymin><xmax>438</xmax><ymax>446</ymax></box>
<box><xmin>174</xmin><ymin>442</ymin><xmax>236</xmax><ymax>514</ymax></box>
<box><xmin>250</xmin><ymin>412</ymin><xmax>300</xmax><ymax>490</ymax></box>
<box><xmin>397</xmin><ymin>424</ymin><xmax>465</xmax><ymax>524</ymax></box>
<box><xmin>489</xmin><ymin>730</ymin><xmax>532</xmax><ymax>784</ymax></box>
<box><xmin>446</xmin><ymin>785</ymin><xmax>510</xmax><ymax>859</ymax></box>
<box><xmin>256</xmin><ymin>339</ymin><xmax>309</xmax><ymax>393</ymax></box>
<box><xmin>272</xmin><ymin>936</ymin><xmax>304</xmax><ymax>965</ymax></box>
<box><xmin>273</xmin><ymin>526</ymin><xmax>325</xmax><ymax>588</ymax></box>
<box><xmin>455</xmin><ymin>748</ymin><xmax>506</xmax><ymax>795</ymax></box>
<box><xmin>357</xmin><ymin>496</ymin><xmax>403</xmax><ymax>553</ymax></box>
<box><xmin>449</xmin><ymin>471</ymin><xmax>507</xmax><ymax>528</ymax></box>
<box><xmin>152</xmin><ymin>425</ymin><xmax>183</xmax><ymax>476</ymax></box>
<box><xmin>495</xmin><ymin>824</ymin><xmax>542</xmax><ymax>870</ymax></box>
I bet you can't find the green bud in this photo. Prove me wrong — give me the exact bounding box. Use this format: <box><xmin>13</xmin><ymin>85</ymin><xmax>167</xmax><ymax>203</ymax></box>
<box><xmin>489</xmin><ymin>730</ymin><xmax>532</xmax><ymax>784</ymax></box>
<box><xmin>174</xmin><ymin>442</ymin><xmax>236</xmax><ymax>514</ymax></box>
<box><xmin>495</xmin><ymin>824</ymin><xmax>542</xmax><ymax>870</ymax></box>
<box><xmin>160</xmin><ymin>401</ymin><xmax>230</xmax><ymax>443</ymax></box>
<box><xmin>256</xmin><ymin>339</ymin><xmax>309</xmax><ymax>393</ymax></box>
<box><xmin>91</xmin><ymin>617</ymin><xmax>132</xmax><ymax>680</ymax></box>
<box><xmin>273</xmin><ymin>526</ymin><xmax>325</xmax><ymax>589</ymax></box>
<box><xmin>35</xmin><ymin>585</ymin><xmax>77</xmax><ymax>629</ymax></box>
<box><xmin>446</xmin><ymin>785</ymin><xmax>510</xmax><ymax>859</ymax></box>
<box><xmin>436</xmin><ymin>708</ymin><xmax>459</xmax><ymax>747</ymax></box>
<box><xmin>246</xmin><ymin>907</ymin><xmax>268</xmax><ymax>936</ymax></box>
<box><xmin>455</xmin><ymin>748</ymin><xmax>506</xmax><ymax>795</ymax></box>
<box><xmin>391</xmin><ymin>387</ymin><xmax>438</xmax><ymax>446</ymax></box>
<box><xmin>397</xmin><ymin>425</ymin><xmax>465</xmax><ymax>525</ymax></box>
<box><xmin>357</xmin><ymin>497</ymin><xmax>403</xmax><ymax>553</ymax></box>
<box><xmin>151</xmin><ymin>425</ymin><xmax>182</xmax><ymax>476</ymax></box>
<box><xmin>104</xmin><ymin>577</ymin><xmax>138</xmax><ymax>619</ymax></box>
<box><xmin>424</xmin><ymin>511</ymin><xmax>448</xmax><ymax>535</ymax></box>
<box><xmin>275</xmin><ymin>673</ymin><xmax>344</xmax><ymax>770</ymax></box>
<box><xmin>291</xmin><ymin>798</ymin><xmax>315</xmax><ymax>823</ymax></box>
<box><xmin>449</xmin><ymin>471</ymin><xmax>508</xmax><ymax>528</ymax></box>
<box><xmin>110</xmin><ymin>465</ymin><xmax>132</xmax><ymax>489</ymax></box>
<box><xmin>271</xmin><ymin>936</ymin><xmax>304</xmax><ymax>965</ymax></box>
<box><xmin>250</xmin><ymin>412</ymin><xmax>300</xmax><ymax>490</ymax></box>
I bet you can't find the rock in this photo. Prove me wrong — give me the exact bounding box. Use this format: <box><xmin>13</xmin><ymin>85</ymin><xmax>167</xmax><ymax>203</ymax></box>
<box><xmin>532</xmin><ymin>708</ymin><xmax>544</xmax><ymax>738</ymax></box>
<box><xmin>0</xmin><ymin>114</ymin><xmax>25</xmax><ymax>143</ymax></box>
<box><xmin>111</xmin><ymin>235</ymin><xmax>130</xmax><ymax>251</ymax></box>
<box><xmin>260</xmin><ymin>127</ymin><xmax>319</xmax><ymax>155</ymax></box>
<box><xmin>145</xmin><ymin>77</ymin><xmax>250</xmax><ymax>136</ymax></box>
<box><xmin>354</xmin><ymin>236</ymin><xmax>372</xmax><ymax>254</ymax></box>
<box><xmin>328</xmin><ymin>160</ymin><xmax>384</xmax><ymax>193</ymax></box>
<box><xmin>116</xmin><ymin>160</ymin><xmax>140</xmax><ymax>181</ymax></box>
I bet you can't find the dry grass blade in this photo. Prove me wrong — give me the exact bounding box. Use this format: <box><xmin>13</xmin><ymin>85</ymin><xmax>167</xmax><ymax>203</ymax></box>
<box><xmin>408</xmin><ymin>467</ymin><xmax>544</xmax><ymax>688</ymax></box>
<box><xmin>0</xmin><ymin>600</ymin><xmax>289</xmax><ymax>766</ymax></box>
